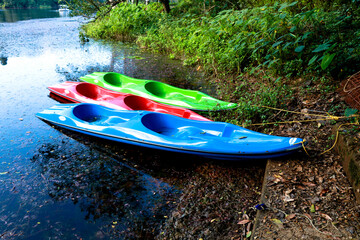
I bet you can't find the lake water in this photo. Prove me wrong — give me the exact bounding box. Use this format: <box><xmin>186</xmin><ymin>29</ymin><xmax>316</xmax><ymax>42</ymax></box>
<box><xmin>0</xmin><ymin>9</ymin><xmax>211</xmax><ymax>239</ymax></box>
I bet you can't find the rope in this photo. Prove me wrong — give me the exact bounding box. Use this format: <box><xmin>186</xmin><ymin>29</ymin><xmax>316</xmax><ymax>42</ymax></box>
<box><xmin>320</xmin><ymin>122</ymin><xmax>359</xmax><ymax>155</ymax></box>
<box><xmin>255</xmin><ymin>105</ymin><xmax>342</xmax><ymax>120</ymax></box>
<box><xmin>246</xmin><ymin>105</ymin><xmax>359</xmax><ymax>156</ymax></box>
<box><xmin>248</xmin><ymin>105</ymin><xmax>359</xmax><ymax>126</ymax></box>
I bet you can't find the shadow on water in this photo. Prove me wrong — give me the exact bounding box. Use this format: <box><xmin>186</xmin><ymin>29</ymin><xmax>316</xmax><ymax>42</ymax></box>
<box><xmin>0</xmin><ymin>9</ymin><xmax>66</xmax><ymax>23</ymax></box>
<box><xmin>30</xmin><ymin>137</ymin><xmax>181</xmax><ymax>239</ymax></box>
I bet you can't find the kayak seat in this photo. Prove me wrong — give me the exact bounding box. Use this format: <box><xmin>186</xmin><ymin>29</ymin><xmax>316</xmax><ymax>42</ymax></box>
<box><xmin>123</xmin><ymin>95</ymin><xmax>154</xmax><ymax>110</ymax></box>
<box><xmin>144</xmin><ymin>81</ymin><xmax>167</xmax><ymax>98</ymax></box>
<box><xmin>141</xmin><ymin>113</ymin><xmax>217</xmax><ymax>139</ymax></box>
<box><xmin>76</xmin><ymin>83</ymin><xmax>99</xmax><ymax>100</ymax></box>
<box><xmin>103</xmin><ymin>72</ymin><xmax>122</xmax><ymax>87</ymax></box>
<box><xmin>183</xmin><ymin>111</ymin><xmax>191</xmax><ymax>119</ymax></box>
<box><xmin>73</xmin><ymin>104</ymin><xmax>130</xmax><ymax>125</ymax></box>
<box><xmin>71</xmin><ymin>104</ymin><xmax>102</xmax><ymax>121</ymax></box>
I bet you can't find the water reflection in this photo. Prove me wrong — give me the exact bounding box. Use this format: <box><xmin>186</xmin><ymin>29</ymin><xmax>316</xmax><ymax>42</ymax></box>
<box><xmin>0</xmin><ymin>9</ymin><xmax>66</xmax><ymax>23</ymax></box>
<box><xmin>30</xmin><ymin>140</ymin><xmax>180</xmax><ymax>239</ymax></box>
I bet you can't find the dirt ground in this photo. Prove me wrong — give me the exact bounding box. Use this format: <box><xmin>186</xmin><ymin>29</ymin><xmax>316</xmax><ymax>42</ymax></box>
<box><xmin>155</xmin><ymin>74</ymin><xmax>360</xmax><ymax>239</ymax></box>
<box><xmin>250</xmin><ymin>78</ymin><xmax>360</xmax><ymax>239</ymax></box>
<box><xmin>253</xmin><ymin>153</ymin><xmax>360</xmax><ymax>239</ymax></box>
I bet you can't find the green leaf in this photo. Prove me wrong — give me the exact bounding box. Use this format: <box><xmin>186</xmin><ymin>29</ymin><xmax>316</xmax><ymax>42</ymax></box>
<box><xmin>246</xmin><ymin>231</ymin><xmax>252</xmax><ymax>238</ymax></box>
<box><xmin>310</xmin><ymin>204</ymin><xmax>316</xmax><ymax>213</ymax></box>
<box><xmin>295</xmin><ymin>45</ymin><xmax>305</xmax><ymax>52</ymax></box>
<box><xmin>282</xmin><ymin>42</ymin><xmax>292</xmax><ymax>50</ymax></box>
<box><xmin>290</xmin><ymin>26</ymin><xmax>296</xmax><ymax>32</ymax></box>
<box><xmin>321</xmin><ymin>53</ymin><xmax>336</xmax><ymax>70</ymax></box>
<box><xmin>271</xmin><ymin>218</ymin><xmax>284</xmax><ymax>228</ymax></box>
<box><xmin>272</xmin><ymin>41</ymin><xmax>283</xmax><ymax>48</ymax></box>
<box><xmin>279</xmin><ymin>1</ymin><xmax>298</xmax><ymax>11</ymax></box>
<box><xmin>312</xmin><ymin>43</ymin><xmax>331</xmax><ymax>53</ymax></box>
<box><xmin>301</xmin><ymin>31</ymin><xmax>312</xmax><ymax>40</ymax></box>
<box><xmin>308</xmin><ymin>55</ymin><xmax>318</xmax><ymax>65</ymax></box>
<box><xmin>344</xmin><ymin>108</ymin><xmax>358</xmax><ymax>117</ymax></box>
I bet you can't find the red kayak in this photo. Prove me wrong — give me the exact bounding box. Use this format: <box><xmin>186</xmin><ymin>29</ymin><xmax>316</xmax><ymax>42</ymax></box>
<box><xmin>48</xmin><ymin>82</ymin><xmax>211</xmax><ymax>121</ymax></box>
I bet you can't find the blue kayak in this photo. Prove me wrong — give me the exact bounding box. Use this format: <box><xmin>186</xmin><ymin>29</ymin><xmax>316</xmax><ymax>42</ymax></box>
<box><xmin>36</xmin><ymin>103</ymin><xmax>306</xmax><ymax>160</ymax></box>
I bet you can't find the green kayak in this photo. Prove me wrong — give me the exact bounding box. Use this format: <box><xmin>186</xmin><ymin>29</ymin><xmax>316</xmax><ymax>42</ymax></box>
<box><xmin>79</xmin><ymin>72</ymin><xmax>237</xmax><ymax>111</ymax></box>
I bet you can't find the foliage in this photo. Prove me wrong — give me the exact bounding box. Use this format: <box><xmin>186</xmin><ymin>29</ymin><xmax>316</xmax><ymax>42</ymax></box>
<box><xmin>83</xmin><ymin>2</ymin><xmax>165</xmax><ymax>40</ymax></box>
<box><xmin>138</xmin><ymin>1</ymin><xmax>360</xmax><ymax>79</ymax></box>
<box><xmin>82</xmin><ymin>0</ymin><xmax>360</xmax><ymax>122</ymax></box>
<box><xmin>62</xmin><ymin>0</ymin><xmax>109</xmax><ymax>17</ymax></box>
<box><xmin>169</xmin><ymin>0</ymin><xmax>357</xmax><ymax>16</ymax></box>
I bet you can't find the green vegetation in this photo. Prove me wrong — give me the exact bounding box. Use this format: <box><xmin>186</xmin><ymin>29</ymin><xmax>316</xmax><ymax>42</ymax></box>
<box><xmin>138</xmin><ymin>2</ymin><xmax>360</xmax><ymax>79</ymax></box>
<box><xmin>83</xmin><ymin>3</ymin><xmax>164</xmax><ymax>41</ymax></box>
<box><xmin>82</xmin><ymin>0</ymin><xmax>360</xmax><ymax>125</ymax></box>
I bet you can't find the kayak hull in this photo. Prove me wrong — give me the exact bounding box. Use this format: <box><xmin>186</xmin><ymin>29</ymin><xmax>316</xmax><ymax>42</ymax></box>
<box><xmin>48</xmin><ymin>81</ymin><xmax>210</xmax><ymax>121</ymax></box>
<box><xmin>80</xmin><ymin>72</ymin><xmax>237</xmax><ymax>111</ymax></box>
<box><xmin>36</xmin><ymin>103</ymin><xmax>306</xmax><ymax>161</ymax></box>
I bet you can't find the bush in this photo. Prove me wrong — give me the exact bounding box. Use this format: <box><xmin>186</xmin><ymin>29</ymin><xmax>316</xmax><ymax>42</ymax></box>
<box><xmin>83</xmin><ymin>2</ymin><xmax>165</xmax><ymax>40</ymax></box>
<box><xmin>138</xmin><ymin>2</ymin><xmax>360</xmax><ymax>79</ymax></box>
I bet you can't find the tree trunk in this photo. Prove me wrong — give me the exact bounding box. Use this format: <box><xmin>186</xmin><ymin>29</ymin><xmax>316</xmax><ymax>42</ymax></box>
<box><xmin>159</xmin><ymin>0</ymin><xmax>170</xmax><ymax>13</ymax></box>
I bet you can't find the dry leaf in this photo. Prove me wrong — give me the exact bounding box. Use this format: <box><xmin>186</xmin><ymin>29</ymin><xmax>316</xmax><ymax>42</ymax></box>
<box><xmin>320</xmin><ymin>213</ymin><xmax>332</xmax><ymax>221</ymax></box>
<box><xmin>303</xmin><ymin>182</ymin><xmax>316</xmax><ymax>187</ymax></box>
<box><xmin>285</xmin><ymin>214</ymin><xmax>296</xmax><ymax>220</ymax></box>
<box><xmin>271</xmin><ymin>218</ymin><xmax>284</xmax><ymax>229</ymax></box>
<box><xmin>237</xmin><ymin>219</ymin><xmax>250</xmax><ymax>225</ymax></box>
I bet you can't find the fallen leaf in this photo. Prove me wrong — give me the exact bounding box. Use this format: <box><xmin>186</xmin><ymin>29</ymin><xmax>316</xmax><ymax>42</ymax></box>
<box><xmin>271</xmin><ymin>218</ymin><xmax>284</xmax><ymax>229</ymax></box>
<box><xmin>303</xmin><ymin>182</ymin><xmax>316</xmax><ymax>187</ymax></box>
<box><xmin>282</xmin><ymin>195</ymin><xmax>294</xmax><ymax>202</ymax></box>
<box><xmin>320</xmin><ymin>213</ymin><xmax>332</xmax><ymax>221</ymax></box>
<box><xmin>238</xmin><ymin>219</ymin><xmax>251</xmax><ymax>225</ymax></box>
<box><xmin>285</xmin><ymin>214</ymin><xmax>296</xmax><ymax>220</ymax></box>
<box><xmin>319</xmin><ymin>188</ymin><xmax>329</xmax><ymax>196</ymax></box>
<box><xmin>310</xmin><ymin>204</ymin><xmax>316</xmax><ymax>213</ymax></box>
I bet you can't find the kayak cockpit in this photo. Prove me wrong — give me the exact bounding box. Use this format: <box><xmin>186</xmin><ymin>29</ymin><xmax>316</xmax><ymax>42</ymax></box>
<box><xmin>76</xmin><ymin>82</ymin><xmax>100</xmax><ymax>100</ymax></box>
<box><xmin>72</xmin><ymin>104</ymin><xmax>135</xmax><ymax>125</ymax></box>
<box><xmin>103</xmin><ymin>72</ymin><xmax>122</xmax><ymax>87</ymax></box>
<box><xmin>141</xmin><ymin>113</ymin><xmax>225</xmax><ymax>139</ymax></box>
